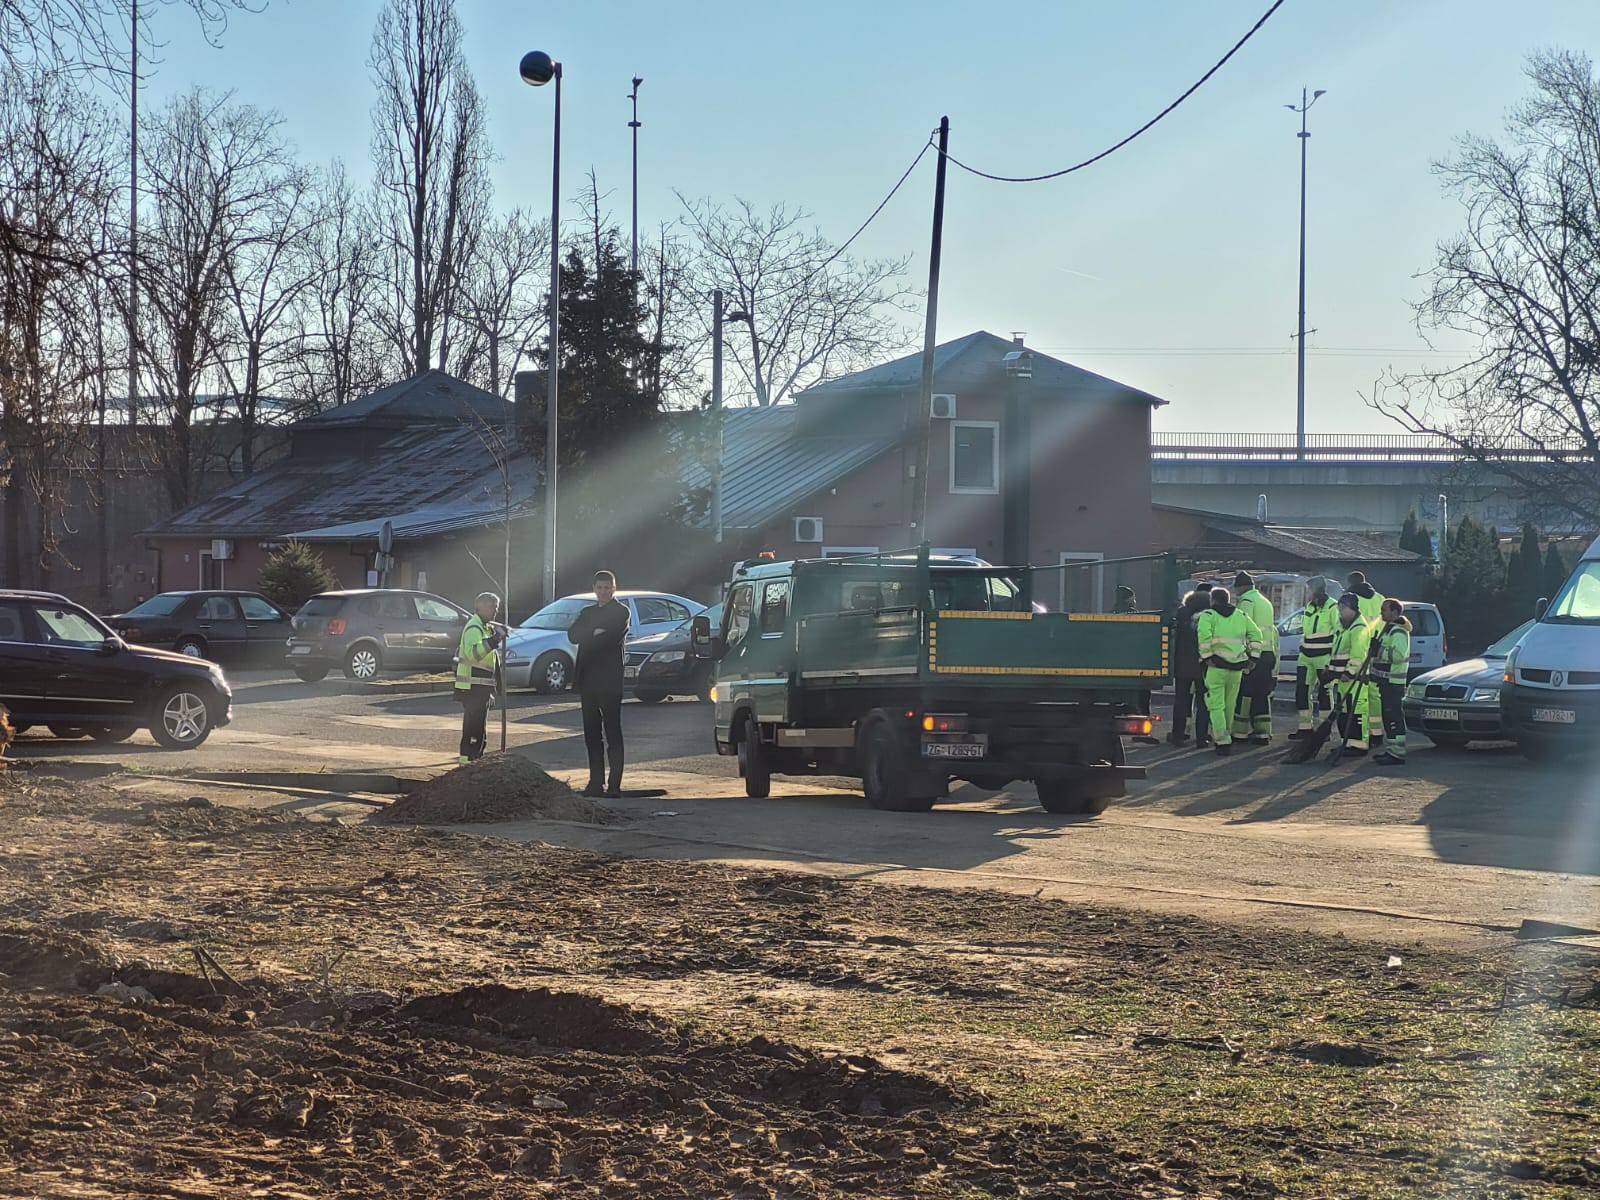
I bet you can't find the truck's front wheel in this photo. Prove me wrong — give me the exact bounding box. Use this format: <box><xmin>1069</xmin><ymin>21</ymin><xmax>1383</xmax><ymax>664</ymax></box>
<box><xmin>738</xmin><ymin>715</ymin><xmax>771</xmax><ymax>799</ymax></box>
<box><xmin>861</xmin><ymin>719</ymin><xmax>935</xmax><ymax>813</ymax></box>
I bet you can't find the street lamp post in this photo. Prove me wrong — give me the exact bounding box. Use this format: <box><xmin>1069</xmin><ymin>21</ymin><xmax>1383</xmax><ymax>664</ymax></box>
<box><xmin>709</xmin><ymin>292</ymin><xmax>755</xmax><ymax>544</ymax></box>
<box><xmin>521</xmin><ymin>49</ymin><xmax>562</xmax><ymax>606</ymax></box>
<box><xmin>1285</xmin><ymin>87</ymin><xmax>1325</xmax><ymax>461</ymax></box>
<box><xmin>628</xmin><ymin>76</ymin><xmax>642</xmax><ymax>278</ymax></box>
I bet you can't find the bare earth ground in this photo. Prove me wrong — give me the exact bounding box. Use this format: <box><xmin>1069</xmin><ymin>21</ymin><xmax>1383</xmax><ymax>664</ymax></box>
<box><xmin>2</xmin><ymin>771</ymin><xmax>1599</xmax><ymax>1198</ymax></box>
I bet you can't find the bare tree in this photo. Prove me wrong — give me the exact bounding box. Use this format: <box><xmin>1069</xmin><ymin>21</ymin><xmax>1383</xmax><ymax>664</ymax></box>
<box><xmin>137</xmin><ymin>87</ymin><xmax>289</xmax><ymax>507</ymax></box>
<box><xmin>1376</xmin><ymin>50</ymin><xmax>1600</xmax><ymax>528</ymax></box>
<box><xmin>0</xmin><ymin>1</ymin><xmax>263</xmax><ymax>74</ymax></box>
<box><xmin>453</xmin><ymin>206</ymin><xmax>548</xmax><ymax>399</ymax></box>
<box><xmin>678</xmin><ymin>196</ymin><xmax>915</xmax><ymax>406</ymax></box>
<box><xmin>368</xmin><ymin>0</ymin><xmax>491</xmax><ymax>377</ymax></box>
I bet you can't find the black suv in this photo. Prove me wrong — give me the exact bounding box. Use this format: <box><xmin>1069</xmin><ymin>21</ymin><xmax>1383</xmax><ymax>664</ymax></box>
<box><xmin>286</xmin><ymin>589</ymin><xmax>469</xmax><ymax>681</ymax></box>
<box><xmin>0</xmin><ymin>590</ymin><xmax>233</xmax><ymax>749</ymax></box>
<box><xmin>105</xmin><ymin>590</ymin><xmax>291</xmax><ymax>664</ymax></box>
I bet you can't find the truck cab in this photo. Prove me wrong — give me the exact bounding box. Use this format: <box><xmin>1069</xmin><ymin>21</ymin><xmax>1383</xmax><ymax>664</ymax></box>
<box><xmin>695</xmin><ymin>549</ymin><xmax>1171</xmax><ymax>814</ymax></box>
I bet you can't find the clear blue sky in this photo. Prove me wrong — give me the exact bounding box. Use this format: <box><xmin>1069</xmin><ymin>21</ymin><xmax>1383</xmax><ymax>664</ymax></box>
<box><xmin>133</xmin><ymin>0</ymin><xmax>1600</xmax><ymax>434</ymax></box>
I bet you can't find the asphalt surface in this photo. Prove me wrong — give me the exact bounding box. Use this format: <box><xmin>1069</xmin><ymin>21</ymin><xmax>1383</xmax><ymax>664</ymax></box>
<box><xmin>12</xmin><ymin>669</ymin><xmax>1600</xmax><ymax>947</ymax></box>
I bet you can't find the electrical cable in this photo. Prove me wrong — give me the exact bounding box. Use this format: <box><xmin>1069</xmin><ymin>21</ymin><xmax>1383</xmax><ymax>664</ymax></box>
<box><xmin>939</xmin><ymin>0</ymin><xmax>1288</xmax><ymax>183</ymax></box>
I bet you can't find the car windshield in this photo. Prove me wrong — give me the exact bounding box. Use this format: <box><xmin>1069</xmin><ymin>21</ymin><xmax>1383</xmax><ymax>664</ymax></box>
<box><xmin>1483</xmin><ymin>620</ymin><xmax>1535</xmax><ymax>658</ymax></box>
<box><xmin>124</xmin><ymin>594</ymin><xmax>186</xmax><ymax>618</ymax></box>
<box><xmin>519</xmin><ymin>597</ymin><xmax>590</xmax><ymax>630</ymax></box>
<box><xmin>1543</xmin><ymin>561</ymin><xmax>1600</xmax><ymax>625</ymax></box>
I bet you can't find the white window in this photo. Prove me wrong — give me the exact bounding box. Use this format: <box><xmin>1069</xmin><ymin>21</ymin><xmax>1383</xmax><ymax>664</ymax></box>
<box><xmin>949</xmin><ymin>420</ymin><xmax>999</xmax><ymax>494</ymax></box>
<box><xmin>1058</xmin><ymin>552</ymin><xmax>1104</xmax><ymax>612</ymax></box>
<box><xmin>821</xmin><ymin>546</ymin><xmax>879</xmax><ymax>559</ymax></box>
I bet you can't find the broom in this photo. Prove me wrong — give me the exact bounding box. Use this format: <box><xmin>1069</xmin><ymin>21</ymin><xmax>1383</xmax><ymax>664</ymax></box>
<box><xmin>1283</xmin><ymin>626</ymin><xmax>1389</xmax><ymax>764</ymax></box>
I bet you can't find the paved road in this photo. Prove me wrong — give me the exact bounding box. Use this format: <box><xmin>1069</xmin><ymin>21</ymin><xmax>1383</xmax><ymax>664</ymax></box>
<box><xmin>13</xmin><ymin>671</ymin><xmax>1600</xmax><ymax>946</ymax></box>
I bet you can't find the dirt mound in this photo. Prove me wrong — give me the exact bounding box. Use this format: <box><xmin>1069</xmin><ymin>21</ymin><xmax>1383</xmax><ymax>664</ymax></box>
<box><xmin>0</xmin><ymin>926</ymin><xmax>116</xmax><ymax>990</ymax></box>
<box><xmin>395</xmin><ymin>983</ymin><xmax>679</xmax><ymax>1054</ymax></box>
<box><xmin>377</xmin><ymin>752</ymin><xmax>624</xmax><ymax>825</ymax></box>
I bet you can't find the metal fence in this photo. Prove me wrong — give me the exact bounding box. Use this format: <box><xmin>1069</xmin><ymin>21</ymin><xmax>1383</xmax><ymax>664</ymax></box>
<box><xmin>1151</xmin><ymin>432</ymin><xmax>1590</xmax><ymax>463</ymax></box>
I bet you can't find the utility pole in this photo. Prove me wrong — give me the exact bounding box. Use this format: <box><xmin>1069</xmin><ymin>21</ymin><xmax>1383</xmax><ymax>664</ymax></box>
<box><xmin>711</xmin><ymin>287</ymin><xmax>724</xmax><ymax>543</ymax></box>
<box><xmin>128</xmin><ymin>0</ymin><xmax>139</xmax><ymax>429</ymax></box>
<box><xmin>909</xmin><ymin>116</ymin><xmax>949</xmax><ymax>543</ymax></box>
<box><xmin>629</xmin><ymin>76</ymin><xmax>642</xmax><ymax>278</ymax></box>
<box><xmin>1287</xmin><ymin>88</ymin><xmax>1325</xmax><ymax>460</ymax></box>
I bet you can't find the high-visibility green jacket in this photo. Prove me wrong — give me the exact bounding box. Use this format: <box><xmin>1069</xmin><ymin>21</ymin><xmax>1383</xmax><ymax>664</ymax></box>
<box><xmin>1297</xmin><ymin>597</ymin><xmax>1339</xmax><ymax>668</ymax></box>
<box><xmin>1354</xmin><ymin>586</ymin><xmax>1386</xmax><ymax>629</ymax></box>
<box><xmin>1196</xmin><ymin>606</ymin><xmax>1265</xmax><ymax>667</ymax></box>
<box><xmin>1236</xmin><ymin>588</ymin><xmax>1277</xmax><ymax>655</ymax></box>
<box><xmin>1328</xmin><ymin>618</ymin><xmax>1373</xmax><ymax>684</ymax></box>
<box><xmin>1368</xmin><ymin>618</ymin><xmax>1411</xmax><ymax>684</ymax></box>
<box><xmin>454</xmin><ymin>615</ymin><xmax>497</xmax><ymax>692</ymax></box>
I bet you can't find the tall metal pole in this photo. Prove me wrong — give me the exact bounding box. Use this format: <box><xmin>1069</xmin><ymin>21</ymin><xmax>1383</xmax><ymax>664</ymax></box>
<box><xmin>1295</xmin><ymin>87</ymin><xmax>1309</xmax><ymax>461</ymax></box>
<box><xmin>128</xmin><ymin>0</ymin><xmax>139</xmax><ymax>429</ymax></box>
<box><xmin>628</xmin><ymin>76</ymin><xmax>642</xmax><ymax>278</ymax></box>
<box><xmin>543</xmin><ymin>64</ymin><xmax>562</xmax><ymax>606</ymax></box>
<box><xmin>909</xmin><ymin>115</ymin><xmax>949</xmax><ymax>543</ymax></box>
<box><xmin>712</xmin><ymin>288</ymin><xmax>724</xmax><ymax>543</ymax></box>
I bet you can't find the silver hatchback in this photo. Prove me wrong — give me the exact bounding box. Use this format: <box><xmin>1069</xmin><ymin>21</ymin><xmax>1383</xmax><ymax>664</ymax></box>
<box><xmin>285</xmin><ymin>589</ymin><xmax>469</xmax><ymax>682</ymax></box>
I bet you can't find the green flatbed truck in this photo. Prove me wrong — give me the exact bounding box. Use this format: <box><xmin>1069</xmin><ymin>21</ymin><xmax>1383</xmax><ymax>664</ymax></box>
<box><xmin>691</xmin><ymin>548</ymin><xmax>1173</xmax><ymax>814</ymax></box>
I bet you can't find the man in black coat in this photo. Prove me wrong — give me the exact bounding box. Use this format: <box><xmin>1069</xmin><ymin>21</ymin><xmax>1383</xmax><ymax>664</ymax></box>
<box><xmin>570</xmin><ymin>570</ymin><xmax>630</xmax><ymax>797</ymax></box>
<box><xmin>1168</xmin><ymin>588</ymin><xmax>1212</xmax><ymax>747</ymax></box>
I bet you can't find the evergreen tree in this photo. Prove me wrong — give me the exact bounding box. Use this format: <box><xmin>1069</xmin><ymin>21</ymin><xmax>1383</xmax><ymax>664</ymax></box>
<box><xmin>257</xmin><ymin>541</ymin><xmax>338</xmax><ymax>611</ymax></box>
<box><xmin>1435</xmin><ymin>516</ymin><xmax>1510</xmax><ymax>650</ymax></box>
<box><xmin>1541</xmin><ymin>542</ymin><xmax>1570</xmax><ymax>605</ymax></box>
<box><xmin>1506</xmin><ymin>523</ymin><xmax>1544</xmax><ymax>623</ymax></box>
<box><xmin>1398</xmin><ymin>509</ymin><xmax>1435</xmax><ymax>557</ymax></box>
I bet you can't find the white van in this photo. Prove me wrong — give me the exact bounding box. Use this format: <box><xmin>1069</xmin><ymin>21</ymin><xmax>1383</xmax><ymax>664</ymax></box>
<box><xmin>1502</xmin><ymin>534</ymin><xmax>1600</xmax><ymax>761</ymax></box>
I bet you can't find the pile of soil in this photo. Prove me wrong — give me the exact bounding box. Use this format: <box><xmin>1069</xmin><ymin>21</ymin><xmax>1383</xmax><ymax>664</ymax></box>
<box><xmin>377</xmin><ymin>752</ymin><xmax>624</xmax><ymax>826</ymax></box>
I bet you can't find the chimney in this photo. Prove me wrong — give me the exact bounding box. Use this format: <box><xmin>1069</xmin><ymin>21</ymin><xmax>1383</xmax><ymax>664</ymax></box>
<box><xmin>1011</xmin><ymin>331</ymin><xmax>1026</xmax><ymax>347</ymax></box>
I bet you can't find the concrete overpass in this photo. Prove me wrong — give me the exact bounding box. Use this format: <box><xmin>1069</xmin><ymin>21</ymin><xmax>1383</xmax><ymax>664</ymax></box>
<box><xmin>1152</xmin><ymin>433</ymin><xmax>1578</xmax><ymax>535</ymax></box>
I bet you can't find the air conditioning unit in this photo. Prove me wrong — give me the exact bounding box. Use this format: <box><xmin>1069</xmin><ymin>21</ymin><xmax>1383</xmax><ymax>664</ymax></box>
<box><xmin>793</xmin><ymin>516</ymin><xmax>824</xmax><ymax>544</ymax></box>
<box><xmin>209</xmin><ymin>539</ymin><xmax>234</xmax><ymax>561</ymax></box>
<box><xmin>930</xmin><ymin>393</ymin><xmax>957</xmax><ymax>419</ymax></box>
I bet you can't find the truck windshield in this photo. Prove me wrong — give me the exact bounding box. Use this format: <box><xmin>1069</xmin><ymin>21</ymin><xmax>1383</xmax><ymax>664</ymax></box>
<box><xmin>1544</xmin><ymin>562</ymin><xmax>1600</xmax><ymax>625</ymax></box>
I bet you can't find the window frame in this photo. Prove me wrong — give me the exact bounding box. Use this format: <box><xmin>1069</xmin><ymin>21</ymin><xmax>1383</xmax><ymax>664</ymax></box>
<box><xmin>199</xmin><ymin>595</ymin><xmax>241</xmax><ymax>622</ymax></box>
<box><xmin>1057</xmin><ymin>551</ymin><xmax>1105</xmax><ymax>612</ymax></box>
<box><xmin>949</xmin><ymin>419</ymin><xmax>1000</xmax><ymax>495</ymax></box>
<box><xmin>414</xmin><ymin>596</ymin><xmax>460</xmax><ymax>622</ymax></box>
<box><xmin>759</xmin><ymin>579</ymin><xmax>791</xmax><ymax>638</ymax></box>
<box><xmin>724</xmin><ymin>583</ymin><xmax>756</xmax><ymax>647</ymax></box>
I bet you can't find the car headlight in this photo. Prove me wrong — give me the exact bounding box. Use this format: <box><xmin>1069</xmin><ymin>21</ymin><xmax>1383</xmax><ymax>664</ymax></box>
<box><xmin>1469</xmin><ymin>687</ymin><xmax>1501</xmax><ymax>703</ymax></box>
<box><xmin>649</xmin><ymin>649</ymin><xmax>686</xmax><ymax>664</ymax></box>
<box><xmin>1404</xmin><ymin>683</ymin><xmax>1427</xmax><ymax>700</ymax></box>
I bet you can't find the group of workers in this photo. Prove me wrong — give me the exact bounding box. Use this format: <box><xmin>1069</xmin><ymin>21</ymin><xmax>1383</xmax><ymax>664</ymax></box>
<box><xmin>1171</xmin><ymin>570</ymin><xmax>1412</xmax><ymax>764</ymax></box>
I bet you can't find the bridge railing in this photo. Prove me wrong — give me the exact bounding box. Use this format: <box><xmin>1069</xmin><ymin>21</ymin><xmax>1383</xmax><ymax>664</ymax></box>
<box><xmin>1151</xmin><ymin>432</ymin><xmax>1590</xmax><ymax>463</ymax></box>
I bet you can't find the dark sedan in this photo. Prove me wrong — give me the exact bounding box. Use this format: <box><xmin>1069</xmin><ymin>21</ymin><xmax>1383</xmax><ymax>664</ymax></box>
<box><xmin>1402</xmin><ymin>620</ymin><xmax>1533</xmax><ymax>747</ymax></box>
<box><xmin>107</xmin><ymin>591</ymin><xmax>292</xmax><ymax>664</ymax></box>
<box><xmin>626</xmin><ymin>602</ymin><xmax>721</xmax><ymax>703</ymax></box>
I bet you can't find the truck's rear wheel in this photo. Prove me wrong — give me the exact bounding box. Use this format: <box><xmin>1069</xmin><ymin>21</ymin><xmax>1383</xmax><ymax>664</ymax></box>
<box><xmin>861</xmin><ymin>719</ymin><xmax>934</xmax><ymax>813</ymax></box>
<box><xmin>738</xmin><ymin>716</ymin><xmax>771</xmax><ymax>798</ymax></box>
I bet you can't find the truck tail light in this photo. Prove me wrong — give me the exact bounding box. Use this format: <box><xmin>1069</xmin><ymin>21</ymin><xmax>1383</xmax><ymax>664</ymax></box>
<box><xmin>921</xmin><ymin>713</ymin><xmax>968</xmax><ymax>733</ymax></box>
<box><xmin>1114</xmin><ymin>716</ymin><xmax>1153</xmax><ymax>736</ymax></box>
<box><xmin>326</xmin><ymin>618</ymin><xmax>347</xmax><ymax>635</ymax></box>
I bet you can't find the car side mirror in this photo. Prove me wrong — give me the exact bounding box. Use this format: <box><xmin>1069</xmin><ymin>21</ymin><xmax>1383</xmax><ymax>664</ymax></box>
<box><xmin>1535</xmin><ymin>596</ymin><xmax>1549</xmax><ymax>619</ymax></box>
<box><xmin>99</xmin><ymin>637</ymin><xmax>122</xmax><ymax>656</ymax></box>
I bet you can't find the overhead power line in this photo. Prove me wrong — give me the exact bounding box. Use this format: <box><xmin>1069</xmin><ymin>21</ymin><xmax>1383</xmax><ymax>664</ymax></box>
<box><xmin>940</xmin><ymin>0</ymin><xmax>1289</xmax><ymax>183</ymax></box>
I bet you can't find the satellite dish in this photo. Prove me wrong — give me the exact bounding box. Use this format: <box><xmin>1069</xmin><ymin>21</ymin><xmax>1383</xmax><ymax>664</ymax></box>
<box><xmin>378</xmin><ymin>520</ymin><xmax>394</xmax><ymax>555</ymax></box>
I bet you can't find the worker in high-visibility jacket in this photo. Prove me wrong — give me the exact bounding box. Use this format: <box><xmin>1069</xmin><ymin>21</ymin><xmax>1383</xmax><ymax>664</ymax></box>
<box><xmin>454</xmin><ymin>591</ymin><xmax>504</xmax><ymax>765</ymax></box>
<box><xmin>1346</xmin><ymin>571</ymin><xmax>1388</xmax><ymax>748</ymax></box>
<box><xmin>1231</xmin><ymin>571</ymin><xmax>1278</xmax><ymax>744</ymax></box>
<box><xmin>1324</xmin><ymin>592</ymin><xmax>1375</xmax><ymax>756</ymax></box>
<box><xmin>1195</xmin><ymin>586</ymin><xmax>1265</xmax><ymax>757</ymax></box>
<box><xmin>1369</xmin><ymin>598</ymin><xmax>1412</xmax><ymax>766</ymax></box>
<box><xmin>1290</xmin><ymin>579</ymin><xmax>1340</xmax><ymax>736</ymax></box>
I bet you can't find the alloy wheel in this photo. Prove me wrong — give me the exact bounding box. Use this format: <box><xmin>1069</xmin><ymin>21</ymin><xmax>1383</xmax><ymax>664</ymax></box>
<box><xmin>351</xmin><ymin>649</ymin><xmax>379</xmax><ymax>680</ymax></box>
<box><xmin>161</xmin><ymin>692</ymin><xmax>209</xmax><ymax>745</ymax></box>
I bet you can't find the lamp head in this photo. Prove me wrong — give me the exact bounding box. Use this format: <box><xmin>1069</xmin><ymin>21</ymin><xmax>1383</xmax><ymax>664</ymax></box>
<box><xmin>520</xmin><ymin>50</ymin><xmax>557</xmax><ymax>86</ymax></box>
<box><xmin>632</xmin><ymin>75</ymin><xmax>644</xmax><ymax>89</ymax></box>
<box><xmin>1313</xmin><ymin>89</ymin><xmax>1327</xmax><ymax>99</ymax></box>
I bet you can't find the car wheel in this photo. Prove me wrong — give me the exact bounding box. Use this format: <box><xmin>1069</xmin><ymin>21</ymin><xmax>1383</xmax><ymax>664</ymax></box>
<box><xmin>634</xmin><ymin>689</ymin><xmax>667</xmax><ymax>704</ymax></box>
<box><xmin>293</xmin><ymin>664</ymin><xmax>330</xmax><ymax>683</ymax></box>
<box><xmin>860</xmin><ymin>718</ymin><xmax>933</xmax><ymax>812</ymax></box>
<box><xmin>89</xmin><ymin>726</ymin><xmax>136</xmax><ymax>743</ymax></box>
<box><xmin>343</xmin><ymin>644</ymin><xmax>382</xmax><ymax>681</ymax></box>
<box><xmin>737</xmin><ymin>714</ymin><xmax>771</xmax><ymax>799</ymax></box>
<box><xmin>48</xmin><ymin>724</ymin><xmax>90</xmax><ymax>739</ymax></box>
<box><xmin>1427</xmin><ymin>732</ymin><xmax>1470</xmax><ymax>749</ymax></box>
<box><xmin>532</xmin><ymin>652</ymin><xmax>571</xmax><ymax>694</ymax></box>
<box><xmin>175</xmin><ymin>637</ymin><xmax>206</xmax><ymax>659</ymax></box>
<box><xmin>150</xmin><ymin>685</ymin><xmax>215</xmax><ymax>750</ymax></box>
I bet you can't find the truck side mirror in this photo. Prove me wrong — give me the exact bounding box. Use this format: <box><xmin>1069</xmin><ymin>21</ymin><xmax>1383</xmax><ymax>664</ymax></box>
<box><xmin>690</xmin><ymin>614</ymin><xmax>715</xmax><ymax>658</ymax></box>
<box><xmin>1535</xmin><ymin>596</ymin><xmax>1549</xmax><ymax>619</ymax></box>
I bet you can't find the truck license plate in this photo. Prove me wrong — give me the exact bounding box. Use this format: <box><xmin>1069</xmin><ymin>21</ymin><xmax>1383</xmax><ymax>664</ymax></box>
<box><xmin>1422</xmin><ymin>707</ymin><xmax>1458</xmax><ymax>722</ymax></box>
<box><xmin>923</xmin><ymin>742</ymin><xmax>984</xmax><ymax>759</ymax></box>
<box><xmin>1532</xmin><ymin>707</ymin><xmax>1576</xmax><ymax>724</ymax></box>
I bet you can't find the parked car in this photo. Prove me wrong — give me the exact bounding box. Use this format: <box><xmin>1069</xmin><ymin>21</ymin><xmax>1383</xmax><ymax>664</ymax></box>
<box><xmin>285</xmin><ymin>589</ymin><xmax>469</xmax><ymax>681</ymax></box>
<box><xmin>0</xmin><ymin>589</ymin><xmax>232</xmax><ymax>749</ymax></box>
<box><xmin>1277</xmin><ymin>600</ymin><xmax>1446</xmax><ymax>680</ymax></box>
<box><xmin>1501</xmin><ymin>534</ymin><xmax>1600</xmax><ymax>761</ymax></box>
<box><xmin>503</xmin><ymin>591</ymin><xmax>705</xmax><ymax>693</ymax></box>
<box><xmin>628</xmin><ymin>602</ymin><xmax>722</xmax><ymax>703</ymax></box>
<box><xmin>1403</xmin><ymin>619</ymin><xmax>1534</xmax><ymax>748</ymax></box>
<box><xmin>106</xmin><ymin>590</ymin><xmax>291</xmax><ymax>664</ymax></box>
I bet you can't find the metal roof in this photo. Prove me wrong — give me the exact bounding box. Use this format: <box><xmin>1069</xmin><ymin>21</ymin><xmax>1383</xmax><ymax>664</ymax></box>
<box><xmin>294</xmin><ymin>369</ymin><xmax>511</xmax><ymax>430</ymax></box>
<box><xmin>1222</xmin><ymin>524</ymin><xmax>1422</xmax><ymax>564</ymax></box>
<box><xmin>680</xmin><ymin>406</ymin><xmax>896</xmax><ymax>529</ymax></box>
